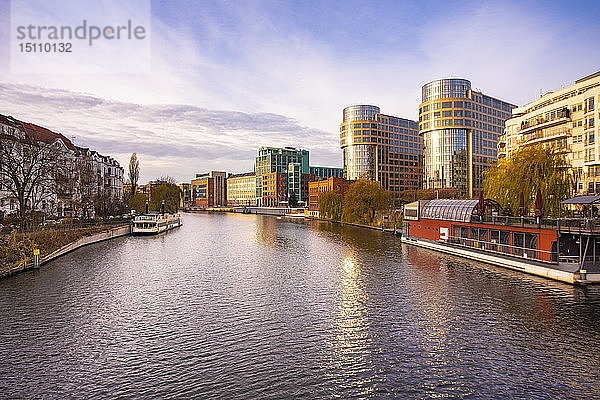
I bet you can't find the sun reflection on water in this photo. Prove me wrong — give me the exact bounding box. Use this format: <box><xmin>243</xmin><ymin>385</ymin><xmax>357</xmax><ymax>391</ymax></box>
<box><xmin>328</xmin><ymin>255</ymin><xmax>376</xmax><ymax>395</ymax></box>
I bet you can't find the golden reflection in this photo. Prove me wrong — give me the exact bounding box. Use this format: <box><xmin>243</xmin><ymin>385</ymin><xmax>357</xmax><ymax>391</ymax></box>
<box><xmin>330</xmin><ymin>255</ymin><xmax>375</xmax><ymax>393</ymax></box>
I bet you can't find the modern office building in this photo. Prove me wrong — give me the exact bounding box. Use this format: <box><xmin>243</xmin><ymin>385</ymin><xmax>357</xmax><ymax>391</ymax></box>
<box><xmin>340</xmin><ymin>105</ymin><xmax>422</xmax><ymax>202</ymax></box>
<box><xmin>309</xmin><ymin>166</ymin><xmax>344</xmax><ymax>179</ymax></box>
<box><xmin>179</xmin><ymin>183</ymin><xmax>191</xmax><ymax>209</ymax></box>
<box><xmin>261</xmin><ymin>172</ymin><xmax>287</xmax><ymax>207</ymax></box>
<box><xmin>307</xmin><ymin>177</ymin><xmax>354</xmax><ymax>218</ymax></box>
<box><xmin>498</xmin><ymin>70</ymin><xmax>600</xmax><ymax>195</ymax></box>
<box><xmin>255</xmin><ymin>146</ymin><xmax>312</xmax><ymax>206</ymax></box>
<box><xmin>418</xmin><ymin>78</ymin><xmax>516</xmax><ymax>197</ymax></box>
<box><xmin>191</xmin><ymin>171</ymin><xmax>226</xmax><ymax>207</ymax></box>
<box><xmin>226</xmin><ymin>172</ymin><xmax>257</xmax><ymax>206</ymax></box>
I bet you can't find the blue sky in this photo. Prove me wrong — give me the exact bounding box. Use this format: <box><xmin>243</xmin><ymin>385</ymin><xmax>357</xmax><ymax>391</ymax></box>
<box><xmin>1</xmin><ymin>0</ymin><xmax>599</xmax><ymax>183</ymax></box>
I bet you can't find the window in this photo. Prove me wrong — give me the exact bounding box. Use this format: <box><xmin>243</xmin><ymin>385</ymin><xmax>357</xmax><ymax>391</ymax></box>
<box><xmin>589</xmin><ymin>117</ymin><xmax>595</xmax><ymax>128</ymax></box>
<box><xmin>433</xmin><ymin>102</ymin><xmax>441</xmax><ymax>110</ymax></box>
<box><xmin>454</xmin><ymin>110</ymin><xmax>463</xmax><ymax>117</ymax></box>
<box><xmin>588</xmin><ymin>97</ymin><xmax>595</xmax><ymax>112</ymax></box>
<box><xmin>442</xmin><ymin>110</ymin><xmax>452</xmax><ymax>117</ymax></box>
<box><xmin>442</xmin><ymin>102</ymin><xmax>452</xmax><ymax>108</ymax></box>
<box><xmin>454</xmin><ymin>101</ymin><xmax>464</xmax><ymax>108</ymax></box>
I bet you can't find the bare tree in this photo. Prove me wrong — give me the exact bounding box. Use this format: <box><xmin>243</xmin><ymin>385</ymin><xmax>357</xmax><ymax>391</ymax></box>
<box><xmin>0</xmin><ymin>129</ymin><xmax>66</xmax><ymax>227</ymax></box>
<box><xmin>128</xmin><ymin>153</ymin><xmax>140</xmax><ymax>195</ymax></box>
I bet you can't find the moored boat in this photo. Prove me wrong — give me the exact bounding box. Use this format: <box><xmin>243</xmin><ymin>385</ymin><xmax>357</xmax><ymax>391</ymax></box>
<box><xmin>132</xmin><ymin>213</ymin><xmax>183</xmax><ymax>235</ymax></box>
<box><xmin>401</xmin><ymin>196</ymin><xmax>600</xmax><ymax>284</ymax></box>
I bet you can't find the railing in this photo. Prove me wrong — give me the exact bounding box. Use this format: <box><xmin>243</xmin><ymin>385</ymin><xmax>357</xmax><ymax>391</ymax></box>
<box><xmin>447</xmin><ymin>235</ymin><xmax>553</xmax><ymax>263</ymax></box>
<box><xmin>1</xmin><ymin>219</ymin><xmax>130</xmax><ymax>234</ymax></box>
<box><xmin>471</xmin><ymin>215</ymin><xmax>557</xmax><ymax>229</ymax></box>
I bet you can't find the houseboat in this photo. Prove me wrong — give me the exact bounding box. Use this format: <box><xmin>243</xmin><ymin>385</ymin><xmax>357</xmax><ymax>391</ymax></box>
<box><xmin>401</xmin><ymin>197</ymin><xmax>600</xmax><ymax>285</ymax></box>
<box><xmin>132</xmin><ymin>213</ymin><xmax>183</xmax><ymax>235</ymax></box>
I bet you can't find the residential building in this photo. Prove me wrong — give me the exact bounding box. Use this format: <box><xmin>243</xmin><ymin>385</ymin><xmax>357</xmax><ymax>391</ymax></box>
<box><xmin>498</xmin><ymin>71</ymin><xmax>600</xmax><ymax>195</ymax></box>
<box><xmin>340</xmin><ymin>105</ymin><xmax>422</xmax><ymax>202</ymax></box>
<box><xmin>307</xmin><ymin>177</ymin><xmax>354</xmax><ymax>218</ymax></box>
<box><xmin>255</xmin><ymin>146</ymin><xmax>311</xmax><ymax>206</ymax></box>
<box><xmin>226</xmin><ymin>172</ymin><xmax>257</xmax><ymax>206</ymax></box>
<box><xmin>191</xmin><ymin>171</ymin><xmax>227</xmax><ymax>207</ymax></box>
<box><xmin>309</xmin><ymin>166</ymin><xmax>344</xmax><ymax>179</ymax></box>
<box><xmin>0</xmin><ymin>114</ymin><xmax>124</xmax><ymax>218</ymax></box>
<box><xmin>418</xmin><ymin>78</ymin><xmax>516</xmax><ymax>197</ymax></box>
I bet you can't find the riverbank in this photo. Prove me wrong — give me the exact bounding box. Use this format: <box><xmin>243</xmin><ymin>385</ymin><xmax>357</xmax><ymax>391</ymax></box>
<box><xmin>0</xmin><ymin>225</ymin><xmax>130</xmax><ymax>279</ymax></box>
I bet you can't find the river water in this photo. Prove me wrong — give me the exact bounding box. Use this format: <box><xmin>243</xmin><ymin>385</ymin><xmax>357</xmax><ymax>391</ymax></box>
<box><xmin>1</xmin><ymin>213</ymin><xmax>599</xmax><ymax>399</ymax></box>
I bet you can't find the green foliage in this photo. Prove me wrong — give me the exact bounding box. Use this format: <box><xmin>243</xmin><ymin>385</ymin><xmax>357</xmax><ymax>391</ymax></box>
<box><xmin>0</xmin><ymin>231</ymin><xmax>36</xmax><ymax>274</ymax></box>
<box><xmin>342</xmin><ymin>180</ymin><xmax>393</xmax><ymax>224</ymax></box>
<box><xmin>128</xmin><ymin>193</ymin><xmax>149</xmax><ymax>214</ymax></box>
<box><xmin>319</xmin><ymin>191</ymin><xmax>342</xmax><ymax>221</ymax></box>
<box><xmin>483</xmin><ymin>144</ymin><xmax>573</xmax><ymax>217</ymax></box>
<box><xmin>150</xmin><ymin>183</ymin><xmax>180</xmax><ymax>213</ymax></box>
<box><xmin>398</xmin><ymin>188</ymin><xmax>463</xmax><ymax>204</ymax></box>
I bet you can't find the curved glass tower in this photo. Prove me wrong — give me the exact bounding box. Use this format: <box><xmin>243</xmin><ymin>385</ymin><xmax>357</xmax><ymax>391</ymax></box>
<box><xmin>418</xmin><ymin>78</ymin><xmax>515</xmax><ymax>197</ymax></box>
<box><xmin>340</xmin><ymin>105</ymin><xmax>422</xmax><ymax>199</ymax></box>
<box><xmin>341</xmin><ymin>105</ymin><xmax>379</xmax><ymax>181</ymax></box>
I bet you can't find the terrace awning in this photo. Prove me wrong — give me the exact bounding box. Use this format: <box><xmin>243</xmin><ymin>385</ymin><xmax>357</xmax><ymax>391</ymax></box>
<box><xmin>560</xmin><ymin>195</ymin><xmax>600</xmax><ymax>205</ymax></box>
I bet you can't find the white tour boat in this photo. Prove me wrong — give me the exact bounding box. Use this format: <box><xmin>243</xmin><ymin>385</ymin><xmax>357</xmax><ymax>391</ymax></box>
<box><xmin>132</xmin><ymin>213</ymin><xmax>183</xmax><ymax>235</ymax></box>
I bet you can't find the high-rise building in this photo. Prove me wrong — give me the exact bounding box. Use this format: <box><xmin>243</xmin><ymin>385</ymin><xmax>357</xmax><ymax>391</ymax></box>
<box><xmin>255</xmin><ymin>146</ymin><xmax>310</xmax><ymax>206</ymax></box>
<box><xmin>191</xmin><ymin>171</ymin><xmax>226</xmax><ymax>207</ymax></box>
<box><xmin>226</xmin><ymin>172</ymin><xmax>257</xmax><ymax>206</ymax></box>
<box><xmin>340</xmin><ymin>105</ymin><xmax>422</xmax><ymax>201</ymax></box>
<box><xmin>309</xmin><ymin>166</ymin><xmax>344</xmax><ymax>179</ymax></box>
<box><xmin>418</xmin><ymin>79</ymin><xmax>515</xmax><ymax>197</ymax></box>
<box><xmin>498</xmin><ymin>71</ymin><xmax>600</xmax><ymax>195</ymax></box>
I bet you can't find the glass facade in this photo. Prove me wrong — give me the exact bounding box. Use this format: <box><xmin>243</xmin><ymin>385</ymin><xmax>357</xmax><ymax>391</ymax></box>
<box><xmin>343</xmin><ymin>105</ymin><xmax>380</xmax><ymax>123</ymax></box>
<box><xmin>255</xmin><ymin>147</ymin><xmax>309</xmax><ymax>205</ymax></box>
<box><xmin>343</xmin><ymin>144</ymin><xmax>377</xmax><ymax>181</ymax></box>
<box><xmin>340</xmin><ymin>105</ymin><xmax>423</xmax><ymax>199</ymax></box>
<box><xmin>419</xmin><ymin>78</ymin><xmax>515</xmax><ymax>196</ymax></box>
<box><xmin>424</xmin><ymin>128</ymin><xmax>467</xmax><ymax>191</ymax></box>
<box><xmin>422</xmin><ymin>79</ymin><xmax>471</xmax><ymax>102</ymax></box>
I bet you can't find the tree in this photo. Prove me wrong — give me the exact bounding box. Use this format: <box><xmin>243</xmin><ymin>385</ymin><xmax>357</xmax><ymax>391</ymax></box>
<box><xmin>288</xmin><ymin>190</ymin><xmax>298</xmax><ymax>208</ymax></box>
<box><xmin>128</xmin><ymin>153</ymin><xmax>140</xmax><ymax>196</ymax></box>
<box><xmin>0</xmin><ymin>128</ymin><xmax>67</xmax><ymax>228</ymax></box>
<box><xmin>128</xmin><ymin>193</ymin><xmax>149</xmax><ymax>214</ymax></box>
<box><xmin>319</xmin><ymin>191</ymin><xmax>342</xmax><ymax>221</ymax></box>
<box><xmin>342</xmin><ymin>180</ymin><xmax>393</xmax><ymax>225</ymax></box>
<box><xmin>150</xmin><ymin>183</ymin><xmax>180</xmax><ymax>213</ymax></box>
<box><xmin>483</xmin><ymin>144</ymin><xmax>573</xmax><ymax>217</ymax></box>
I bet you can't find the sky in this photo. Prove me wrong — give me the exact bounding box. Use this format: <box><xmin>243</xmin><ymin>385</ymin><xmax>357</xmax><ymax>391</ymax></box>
<box><xmin>1</xmin><ymin>0</ymin><xmax>599</xmax><ymax>183</ymax></box>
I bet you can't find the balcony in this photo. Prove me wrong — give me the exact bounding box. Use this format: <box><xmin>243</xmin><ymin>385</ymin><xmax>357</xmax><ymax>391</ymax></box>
<box><xmin>518</xmin><ymin>108</ymin><xmax>570</xmax><ymax>135</ymax></box>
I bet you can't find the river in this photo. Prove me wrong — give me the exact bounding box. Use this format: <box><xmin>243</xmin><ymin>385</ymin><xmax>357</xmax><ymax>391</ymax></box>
<box><xmin>1</xmin><ymin>212</ymin><xmax>599</xmax><ymax>399</ymax></box>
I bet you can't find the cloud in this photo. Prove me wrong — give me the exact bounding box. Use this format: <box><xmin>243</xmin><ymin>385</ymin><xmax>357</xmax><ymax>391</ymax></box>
<box><xmin>0</xmin><ymin>83</ymin><xmax>341</xmax><ymax>183</ymax></box>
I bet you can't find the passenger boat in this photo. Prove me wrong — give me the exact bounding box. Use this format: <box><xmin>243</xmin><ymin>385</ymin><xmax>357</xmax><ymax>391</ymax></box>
<box><xmin>132</xmin><ymin>213</ymin><xmax>183</xmax><ymax>235</ymax></box>
<box><xmin>401</xmin><ymin>196</ymin><xmax>600</xmax><ymax>285</ymax></box>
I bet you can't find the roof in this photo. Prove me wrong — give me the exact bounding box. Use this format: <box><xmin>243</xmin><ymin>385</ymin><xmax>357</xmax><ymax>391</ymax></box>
<box><xmin>575</xmin><ymin>70</ymin><xmax>600</xmax><ymax>84</ymax></box>
<box><xmin>420</xmin><ymin>199</ymin><xmax>479</xmax><ymax>222</ymax></box>
<box><xmin>560</xmin><ymin>195</ymin><xmax>600</xmax><ymax>205</ymax></box>
<box><xmin>18</xmin><ymin>120</ymin><xmax>75</xmax><ymax>150</ymax></box>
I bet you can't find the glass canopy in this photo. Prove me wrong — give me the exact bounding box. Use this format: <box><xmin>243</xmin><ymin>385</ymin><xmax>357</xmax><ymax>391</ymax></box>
<box><xmin>420</xmin><ymin>199</ymin><xmax>479</xmax><ymax>222</ymax></box>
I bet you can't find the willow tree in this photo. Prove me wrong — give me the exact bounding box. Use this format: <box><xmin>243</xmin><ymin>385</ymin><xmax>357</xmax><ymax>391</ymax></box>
<box><xmin>483</xmin><ymin>144</ymin><xmax>572</xmax><ymax>217</ymax></box>
<box><xmin>342</xmin><ymin>180</ymin><xmax>393</xmax><ymax>224</ymax></box>
<box><xmin>319</xmin><ymin>191</ymin><xmax>342</xmax><ymax>221</ymax></box>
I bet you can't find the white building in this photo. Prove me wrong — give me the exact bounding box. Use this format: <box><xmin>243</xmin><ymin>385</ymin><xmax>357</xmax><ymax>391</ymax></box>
<box><xmin>0</xmin><ymin>114</ymin><xmax>124</xmax><ymax>219</ymax></box>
